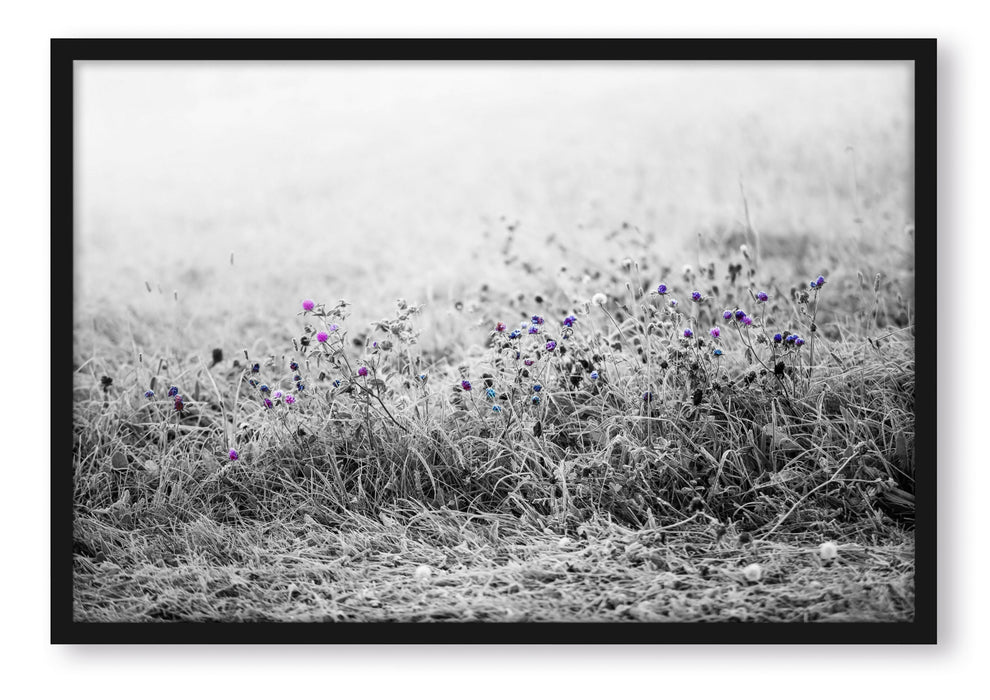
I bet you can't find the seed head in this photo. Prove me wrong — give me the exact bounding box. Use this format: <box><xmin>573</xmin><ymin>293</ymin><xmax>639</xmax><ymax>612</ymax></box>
<box><xmin>592</xmin><ymin>293</ymin><xmax>607</xmax><ymax>306</ymax></box>
<box><xmin>743</xmin><ymin>563</ymin><xmax>762</xmax><ymax>582</ymax></box>
<box><xmin>819</xmin><ymin>541</ymin><xmax>838</xmax><ymax>562</ymax></box>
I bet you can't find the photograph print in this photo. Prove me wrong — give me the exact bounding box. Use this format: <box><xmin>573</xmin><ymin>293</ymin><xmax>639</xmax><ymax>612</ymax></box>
<box><xmin>55</xmin><ymin>39</ymin><xmax>935</xmax><ymax>643</ymax></box>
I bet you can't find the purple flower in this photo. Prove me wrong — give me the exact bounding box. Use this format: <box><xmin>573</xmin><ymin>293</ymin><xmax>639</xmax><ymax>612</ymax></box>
<box><xmin>509</xmin><ymin>329</ymin><xmax>521</xmax><ymax>339</ymax></box>
<box><xmin>496</xmin><ymin>321</ymin><xmax>507</xmax><ymax>332</ymax></box>
<box><xmin>167</xmin><ymin>386</ymin><xmax>178</xmax><ymax>397</ymax></box>
<box><xmin>144</xmin><ymin>390</ymin><xmax>155</xmax><ymax>399</ymax></box>
<box><xmin>785</xmin><ymin>334</ymin><xmax>797</xmax><ymax>345</ymax></box>
<box><xmin>546</xmin><ymin>340</ymin><xmax>557</xmax><ymax>352</ymax></box>
<box><xmin>528</xmin><ymin>326</ymin><xmax>539</xmax><ymax>335</ymax></box>
<box><xmin>524</xmin><ymin>359</ymin><xmax>534</xmax><ymax>367</ymax></box>
<box><xmin>590</xmin><ymin>371</ymin><xmax>599</xmax><ymax>380</ymax></box>
<box><xmin>264</xmin><ymin>398</ymin><xmax>273</xmax><ymax>409</ymax></box>
<box><xmin>251</xmin><ymin>363</ymin><xmax>260</xmax><ymax>374</ymax></box>
<box><xmin>285</xmin><ymin>394</ymin><xmax>296</xmax><ymax>404</ymax></box>
<box><xmin>657</xmin><ymin>283</ymin><xmax>668</xmax><ymax>295</ymax></box>
<box><xmin>723</xmin><ymin>310</ymin><xmax>733</xmax><ymax>321</ymax></box>
<box><xmin>795</xmin><ymin>337</ymin><xmax>806</xmax><ymax>347</ymax></box>
<box><xmin>734</xmin><ymin>310</ymin><xmax>746</xmax><ymax>322</ymax></box>
<box><xmin>289</xmin><ymin>361</ymin><xmax>299</xmax><ymax>371</ymax></box>
<box><xmin>317</xmin><ymin>331</ymin><xmax>329</xmax><ymax>344</ymax></box>
<box><xmin>811</xmin><ymin>275</ymin><xmax>827</xmax><ymax>289</ymax></box>
<box><xmin>259</xmin><ymin>384</ymin><xmax>270</xmax><ymax>394</ymax></box>
<box><xmin>741</xmin><ymin>316</ymin><xmax>753</xmax><ymax>327</ymax></box>
<box><xmin>709</xmin><ymin>327</ymin><xmax>720</xmax><ymax>339</ymax></box>
<box><xmin>302</xmin><ymin>300</ymin><xmax>315</xmax><ymax>311</ymax></box>
<box><xmin>461</xmin><ymin>380</ymin><xmax>472</xmax><ymax>391</ymax></box>
<box><xmin>773</xmin><ymin>333</ymin><xmax>783</xmax><ymax>344</ymax></box>
<box><xmin>669</xmin><ymin>299</ymin><xmax>678</xmax><ymax>308</ymax></box>
<box><xmin>531</xmin><ymin>315</ymin><xmax>544</xmax><ymax>325</ymax></box>
<box><xmin>228</xmin><ymin>448</ymin><xmax>239</xmax><ymax>461</ymax></box>
<box><xmin>273</xmin><ymin>390</ymin><xmax>283</xmax><ymax>400</ymax></box>
<box><xmin>756</xmin><ymin>291</ymin><xmax>769</xmax><ymax>303</ymax></box>
<box><xmin>563</xmin><ymin>315</ymin><xmax>577</xmax><ymax>327</ymax></box>
<box><xmin>643</xmin><ymin>391</ymin><xmax>653</xmax><ymax>402</ymax></box>
<box><xmin>328</xmin><ymin>324</ymin><xmax>339</xmax><ymax>332</ymax></box>
<box><xmin>357</xmin><ymin>366</ymin><xmax>368</xmax><ymax>377</ymax></box>
<box><xmin>691</xmin><ymin>291</ymin><xmax>702</xmax><ymax>302</ymax></box>
<box><xmin>683</xmin><ymin>329</ymin><xmax>693</xmax><ymax>338</ymax></box>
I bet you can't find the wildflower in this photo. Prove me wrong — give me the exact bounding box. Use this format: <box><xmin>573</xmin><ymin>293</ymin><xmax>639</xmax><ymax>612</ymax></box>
<box><xmin>794</xmin><ymin>337</ymin><xmax>806</xmax><ymax>347</ymax></box>
<box><xmin>293</xmin><ymin>374</ymin><xmax>302</xmax><ymax>382</ymax></box>
<box><xmin>531</xmin><ymin>394</ymin><xmax>541</xmax><ymax>405</ymax></box>
<box><xmin>249</xmin><ymin>379</ymin><xmax>259</xmax><ymax>387</ymax></box>
<box><xmin>532</xmin><ymin>315</ymin><xmax>544</xmax><ymax>325</ymax></box>
<box><xmin>168</xmin><ymin>386</ymin><xmax>179</xmax><ymax>397</ymax></box>
<box><xmin>785</xmin><ymin>334</ymin><xmax>798</xmax><ymax>345</ymax></box>
<box><xmin>657</xmin><ymin>283</ymin><xmax>668</xmax><ymax>295</ymax></box>
<box><xmin>273</xmin><ymin>390</ymin><xmax>283</xmax><ymax>400</ymax></box>
<box><xmin>669</xmin><ymin>299</ymin><xmax>678</xmax><ymax>308</ymax></box>
<box><xmin>709</xmin><ymin>327</ymin><xmax>720</xmax><ymax>339</ymax></box>
<box><xmin>533</xmin><ymin>384</ymin><xmax>542</xmax><ymax>393</ymax></box>
<box><xmin>333</xmin><ymin>379</ymin><xmax>341</xmax><ymax>387</ymax></box>
<box><xmin>643</xmin><ymin>391</ymin><xmax>653</xmax><ymax>402</ymax></box>
<box><xmin>144</xmin><ymin>390</ymin><xmax>155</xmax><ymax>399</ymax></box>
<box><xmin>524</xmin><ymin>359</ymin><xmax>534</xmax><ymax>367</ymax></box>
<box><xmin>683</xmin><ymin>328</ymin><xmax>693</xmax><ymax>338</ymax></box>
<box><xmin>357</xmin><ymin>366</ymin><xmax>369</xmax><ymax>377</ymax></box>
<box><xmin>563</xmin><ymin>315</ymin><xmax>577</xmax><ymax>327</ymax></box>
<box><xmin>496</xmin><ymin>321</ymin><xmax>507</xmax><ymax>332</ymax></box>
<box><xmin>228</xmin><ymin>448</ymin><xmax>239</xmax><ymax>461</ymax></box>
<box><xmin>296</xmin><ymin>383</ymin><xmax>305</xmax><ymax>391</ymax></box>
<box><xmin>734</xmin><ymin>310</ymin><xmax>746</xmax><ymax>321</ymax></box>
<box><xmin>756</xmin><ymin>291</ymin><xmax>769</xmax><ymax>303</ymax></box>
<box><xmin>773</xmin><ymin>333</ymin><xmax>783</xmax><ymax>344</ymax></box>
<box><xmin>691</xmin><ymin>291</ymin><xmax>702</xmax><ymax>302</ymax></box>
<box><xmin>592</xmin><ymin>293</ymin><xmax>607</xmax><ymax>306</ymax></box>
<box><xmin>508</xmin><ymin>329</ymin><xmax>521</xmax><ymax>339</ymax></box>
<box><xmin>811</xmin><ymin>275</ymin><xmax>827</xmax><ymax>289</ymax></box>
<box><xmin>590</xmin><ymin>371</ymin><xmax>599</xmax><ymax>380</ymax></box>
<box><xmin>743</xmin><ymin>563</ymin><xmax>762</xmax><ymax>582</ymax></box>
<box><xmin>173</xmin><ymin>396</ymin><xmax>184</xmax><ymax>412</ymax></box>
<box><xmin>723</xmin><ymin>310</ymin><xmax>733</xmax><ymax>321</ymax></box>
<box><xmin>264</xmin><ymin>398</ymin><xmax>273</xmax><ymax>409</ymax></box>
<box><xmin>316</xmin><ymin>331</ymin><xmax>329</xmax><ymax>344</ymax></box>
<box><xmin>259</xmin><ymin>384</ymin><xmax>270</xmax><ymax>394</ymax></box>
<box><xmin>741</xmin><ymin>316</ymin><xmax>753</xmax><ymax>327</ymax></box>
<box><xmin>486</xmin><ymin>387</ymin><xmax>496</xmax><ymax>398</ymax></box>
<box><xmin>713</xmin><ymin>348</ymin><xmax>723</xmax><ymax>356</ymax></box>
<box><xmin>251</xmin><ymin>363</ymin><xmax>260</xmax><ymax>374</ymax></box>
<box><xmin>302</xmin><ymin>300</ymin><xmax>315</xmax><ymax>311</ymax></box>
<box><xmin>819</xmin><ymin>541</ymin><xmax>838</xmax><ymax>562</ymax></box>
<box><xmin>418</xmin><ymin>374</ymin><xmax>427</xmax><ymax>381</ymax></box>
<box><xmin>289</xmin><ymin>361</ymin><xmax>299</xmax><ymax>371</ymax></box>
<box><xmin>528</xmin><ymin>326</ymin><xmax>539</xmax><ymax>335</ymax></box>
<box><xmin>285</xmin><ymin>395</ymin><xmax>295</xmax><ymax>405</ymax></box>
<box><xmin>461</xmin><ymin>380</ymin><xmax>472</xmax><ymax>391</ymax></box>
<box><xmin>492</xmin><ymin>404</ymin><xmax>503</xmax><ymax>413</ymax></box>
<box><xmin>545</xmin><ymin>340</ymin><xmax>557</xmax><ymax>352</ymax></box>
<box><xmin>328</xmin><ymin>323</ymin><xmax>339</xmax><ymax>332</ymax></box>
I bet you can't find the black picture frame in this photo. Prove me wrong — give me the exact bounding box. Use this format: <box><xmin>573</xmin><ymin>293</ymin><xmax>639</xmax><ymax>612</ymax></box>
<box><xmin>53</xmin><ymin>38</ymin><xmax>936</xmax><ymax>644</ymax></box>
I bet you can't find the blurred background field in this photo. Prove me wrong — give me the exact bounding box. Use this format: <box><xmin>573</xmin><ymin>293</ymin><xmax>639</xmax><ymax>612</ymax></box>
<box><xmin>75</xmin><ymin>61</ymin><xmax>914</xmax><ymax>355</ymax></box>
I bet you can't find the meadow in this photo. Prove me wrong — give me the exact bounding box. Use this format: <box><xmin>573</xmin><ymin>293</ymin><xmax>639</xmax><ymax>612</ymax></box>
<box><xmin>71</xmin><ymin>63</ymin><xmax>915</xmax><ymax>623</ymax></box>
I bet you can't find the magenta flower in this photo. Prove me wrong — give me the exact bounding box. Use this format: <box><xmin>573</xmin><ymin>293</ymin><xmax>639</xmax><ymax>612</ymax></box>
<box><xmin>756</xmin><ymin>291</ymin><xmax>769</xmax><ymax>303</ymax></box>
<box><xmin>683</xmin><ymin>329</ymin><xmax>693</xmax><ymax>338</ymax></box>
<box><xmin>264</xmin><ymin>398</ymin><xmax>273</xmax><ymax>409</ymax></box>
<box><xmin>328</xmin><ymin>324</ymin><xmax>339</xmax><ymax>332</ymax></box>
<box><xmin>358</xmin><ymin>366</ymin><xmax>368</xmax><ymax>377</ymax></box>
<box><xmin>741</xmin><ymin>316</ymin><xmax>753</xmax><ymax>327</ymax></box>
<box><xmin>524</xmin><ymin>359</ymin><xmax>534</xmax><ymax>367</ymax></box>
<box><xmin>273</xmin><ymin>390</ymin><xmax>283</xmax><ymax>400</ymax></box>
<box><xmin>285</xmin><ymin>394</ymin><xmax>296</xmax><ymax>405</ymax></box>
<box><xmin>496</xmin><ymin>321</ymin><xmax>507</xmax><ymax>332</ymax></box>
<box><xmin>709</xmin><ymin>327</ymin><xmax>720</xmax><ymax>339</ymax></box>
<box><xmin>228</xmin><ymin>448</ymin><xmax>239</xmax><ymax>461</ymax></box>
<box><xmin>545</xmin><ymin>340</ymin><xmax>557</xmax><ymax>352</ymax></box>
<box><xmin>317</xmin><ymin>331</ymin><xmax>329</xmax><ymax>343</ymax></box>
<box><xmin>302</xmin><ymin>300</ymin><xmax>315</xmax><ymax>311</ymax></box>
<box><xmin>461</xmin><ymin>380</ymin><xmax>472</xmax><ymax>391</ymax></box>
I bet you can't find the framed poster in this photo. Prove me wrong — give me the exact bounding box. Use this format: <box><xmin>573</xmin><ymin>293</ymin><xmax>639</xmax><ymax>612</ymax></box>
<box><xmin>53</xmin><ymin>38</ymin><xmax>935</xmax><ymax>643</ymax></box>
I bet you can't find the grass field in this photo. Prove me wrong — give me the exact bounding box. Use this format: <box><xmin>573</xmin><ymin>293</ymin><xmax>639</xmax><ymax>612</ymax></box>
<box><xmin>71</xmin><ymin>63</ymin><xmax>916</xmax><ymax>623</ymax></box>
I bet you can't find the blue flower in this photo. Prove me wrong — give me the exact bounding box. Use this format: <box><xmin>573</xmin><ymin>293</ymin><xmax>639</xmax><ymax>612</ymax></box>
<box><xmin>251</xmin><ymin>363</ymin><xmax>260</xmax><ymax>374</ymax></box>
<box><xmin>509</xmin><ymin>329</ymin><xmax>521</xmax><ymax>339</ymax></box>
<box><xmin>773</xmin><ymin>333</ymin><xmax>783</xmax><ymax>344</ymax></box>
<box><xmin>259</xmin><ymin>384</ymin><xmax>270</xmax><ymax>394</ymax></box>
<box><xmin>418</xmin><ymin>373</ymin><xmax>427</xmax><ymax>381</ymax></box>
<box><xmin>691</xmin><ymin>291</ymin><xmax>702</xmax><ymax>302</ymax></box>
<box><xmin>657</xmin><ymin>283</ymin><xmax>668</xmax><ymax>295</ymax></box>
<box><xmin>545</xmin><ymin>340</ymin><xmax>557</xmax><ymax>351</ymax></box>
<box><xmin>533</xmin><ymin>384</ymin><xmax>542</xmax><ymax>392</ymax></box>
<box><xmin>531</xmin><ymin>395</ymin><xmax>540</xmax><ymax>405</ymax></box>
<box><xmin>590</xmin><ymin>371</ymin><xmax>599</xmax><ymax>380</ymax></box>
<box><xmin>756</xmin><ymin>291</ymin><xmax>769</xmax><ymax>303</ymax></box>
<box><xmin>144</xmin><ymin>390</ymin><xmax>155</xmax><ymax>399</ymax></box>
<box><xmin>683</xmin><ymin>328</ymin><xmax>693</xmax><ymax>338</ymax></box>
<box><xmin>713</xmin><ymin>348</ymin><xmax>723</xmax><ymax>356</ymax></box>
<box><xmin>795</xmin><ymin>337</ymin><xmax>806</xmax><ymax>347</ymax></box>
<box><xmin>531</xmin><ymin>315</ymin><xmax>544</xmax><ymax>325</ymax></box>
<box><xmin>167</xmin><ymin>386</ymin><xmax>178</xmax><ymax>397</ymax></box>
<box><xmin>296</xmin><ymin>382</ymin><xmax>305</xmax><ymax>391</ymax></box>
<box><xmin>492</xmin><ymin>404</ymin><xmax>503</xmax><ymax>413</ymax></box>
<box><xmin>563</xmin><ymin>315</ymin><xmax>577</xmax><ymax>327</ymax></box>
<box><xmin>528</xmin><ymin>326</ymin><xmax>539</xmax><ymax>335</ymax></box>
<box><xmin>734</xmin><ymin>310</ymin><xmax>746</xmax><ymax>321</ymax></box>
<box><xmin>486</xmin><ymin>387</ymin><xmax>496</xmax><ymax>398</ymax></box>
<box><xmin>333</xmin><ymin>379</ymin><xmax>341</xmax><ymax>387</ymax></box>
<box><xmin>723</xmin><ymin>310</ymin><xmax>733</xmax><ymax>320</ymax></box>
